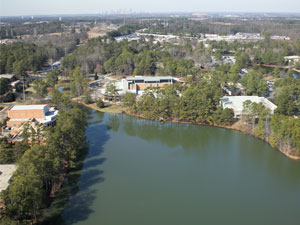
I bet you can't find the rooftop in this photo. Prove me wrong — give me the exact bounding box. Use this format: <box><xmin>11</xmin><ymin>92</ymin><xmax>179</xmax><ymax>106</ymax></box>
<box><xmin>10</xmin><ymin>104</ymin><xmax>48</xmax><ymax>111</ymax></box>
<box><xmin>221</xmin><ymin>96</ymin><xmax>277</xmax><ymax>112</ymax></box>
<box><xmin>0</xmin><ymin>164</ymin><xmax>17</xmax><ymax>192</ymax></box>
<box><xmin>8</xmin><ymin>106</ymin><xmax>58</xmax><ymax>125</ymax></box>
<box><xmin>0</xmin><ymin>74</ymin><xmax>15</xmax><ymax>79</ymax></box>
<box><xmin>284</xmin><ymin>55</ymin><xmax>300</xmax><ymax>59</ymax></box>
<box><xmin>10</xmin><ymin>80</ymin><xmax>21</xmax><ymax>86</ymax></box>
<box><xmin>126</xmin><ymin>76</ymin><xmax>176</xmax><ymax>82</ymax></box>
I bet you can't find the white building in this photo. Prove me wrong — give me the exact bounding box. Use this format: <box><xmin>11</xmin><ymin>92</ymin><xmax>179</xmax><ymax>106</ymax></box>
<box><xmin>0</xmin><ymin>164</ymin><xmax>17</xmax><ymax>192</ymax></box>
<box><xmin>221</xmin><ymin>56</ymin><xmax>236</xmax><ymax>64</ymax></box>
<box><xmin>221</xmin><ymin>96</ymin><xmax>277</xmax><ymax>118</ymax></box>
<box><xmin>284</xmin><ymin>56</ymin><xmax>300</xmax><ymax>65</ymax></box>
<box><xmin>271</xmin><ymin>35</ymin><xmax>290</xmax><ymax>41</ymax></box>
<box><xmin>0</xmin><ymin>74</ymin><xmax>15</xmax><ymax>80</ymax></box>
<box><xmin>117</xmin><ymin>76</ymin><xmax>179</xmax><ymax>95</ymax></box>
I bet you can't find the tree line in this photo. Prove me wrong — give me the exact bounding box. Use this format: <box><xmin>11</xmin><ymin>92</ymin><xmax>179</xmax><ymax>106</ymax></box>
<box><xmin>61</xmin><ymin>36</ymin><xmax>199</xmax><ymax>76</ymax></box>
<box><xmin>0</xmin><ymin>22</ymin><xmax>65</xmax><ymax>39</ymax></box>
<box><xmin>0</xmin><ymin>42</ymin><xmax>47</xmax><ymax>76</ymax></box>
<box><xmin>241</xmin><ymin>100</ymin><xmax>300</xmax><ymax>156</ymax></box>
<box><xmin>145</xmin><ymin>18</ymin><xmax>300</xmax><ymax>40</ymax></box>
<box><xmin>107</xmin><ymin>24</ymin><xmax>144</xmax><ymax>38</ymax></box>
<box><xmin>122</xmin><ymin>81</ymin><xmax>234</xmax><ymax>126</ymax></box>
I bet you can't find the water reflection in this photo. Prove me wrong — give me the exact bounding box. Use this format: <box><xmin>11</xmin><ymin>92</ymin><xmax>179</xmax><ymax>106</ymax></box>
<box><xmin>104</xmin><ymin>113</ymin><xmax>300</xmax><ymax>184</ymax></box>
<box><xmin>105</xmin><ymin>115</ymin><xmax>120</xmax><ymax>132</ymax></box>
<box><xmin>106</xmin><ymin>114</ymin><xmax>229</xmax><ymax>150</ymax></box>
<box><xmin>42</xmin><ymin>110</ymin><xmax>110</xmax><ymax>225</ymax></box>
<box><xmin>45</xmin><ymin>111</ymin><xmax>300</xmax><ymax>225</ymax></box>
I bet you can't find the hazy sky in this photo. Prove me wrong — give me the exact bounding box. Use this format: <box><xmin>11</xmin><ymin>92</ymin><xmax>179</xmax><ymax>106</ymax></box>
<box><xmin>0</xmin><ymin>0</ymin><xmax>300</xmax><ymax>16</ymax></box>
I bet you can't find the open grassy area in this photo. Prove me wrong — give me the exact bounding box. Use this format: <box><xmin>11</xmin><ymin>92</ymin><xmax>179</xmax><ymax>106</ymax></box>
<box><xmin>78</xmin><ymin>101</ymin><xmax>124</xmax><ymax>114</ymax></box>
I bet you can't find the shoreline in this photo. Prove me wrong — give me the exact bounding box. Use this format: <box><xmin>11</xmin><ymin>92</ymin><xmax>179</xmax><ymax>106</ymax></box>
<box><xmin>80</xmin><ymin>102</ymin><xmax>300</xmax><ymax>161</ymax></box>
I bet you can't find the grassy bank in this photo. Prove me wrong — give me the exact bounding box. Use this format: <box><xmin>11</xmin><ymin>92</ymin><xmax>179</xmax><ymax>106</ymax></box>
<box><xmin>73</xmin><ymin>100</ymin><xmax>123</xmax><ymax>114</ymax></box>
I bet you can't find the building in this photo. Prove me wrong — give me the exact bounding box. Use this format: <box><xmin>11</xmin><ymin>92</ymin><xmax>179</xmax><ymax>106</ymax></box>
<box><xmin>10</xmin><ymin>80</ymin><xmax>21</xmax><ymax>92</ymax></box>
<box><xmin>221</xmin><ymin>56</ymin><xmax>236</xmax><ymax>65</ymax></box>
<box><xmin>52</xmin><ymin>61</ymin><xmax>61</xmax><ymax>69</ymax></box>
<box><xmin>0</xmin><ymin>39</ymin><xmax>19</xmax><ymax>45</ymax></box>
<box><xmin>284</xmin><ymin>56</ymin><xmax>300</xmax><ymax>65</ymax></box>
<box><xmin>221</xmin><ymin>96</ymin><xmax>277</xmax><ymax>118</ymax></box>
<box><xmin>120</xmin><ymin>76</ymin><xmax>179</xmax><ymax>94</ymax></box>
<box><xmin>0</xmin><ymin>74</ymin><xmax>15</xmax><ymax>80</ymax></box>
<box><xmin>0</xmin><ymin>164</ymin><xmax>17</xmax><ymax>192</ymax></box>
<box><xmin>239</xmin><ymin>68</ymin><xmax>249</xmax><ymax>77</ymax></box>
<box><xmin>6</xmin><ymin>104</ymin><xmax>58</xmax><ymax>129</ymax></box>
<box><xmin>0</xmin><ymin>164</ymin><xmax>17</xmax><ymax>211</ymax></box>
<box><xmin>271</xmin><ymin>35</ymin><xmax>290</xmax><ymax>41</ymax></box>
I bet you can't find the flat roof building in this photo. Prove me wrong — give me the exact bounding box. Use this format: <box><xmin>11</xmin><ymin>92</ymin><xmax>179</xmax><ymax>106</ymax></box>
<box><xmin>284</xmin><ymin>56</ymin><xmax>300</xmax><ymax>65</ymax></box>
<box><xmin>221</xmin><ymin>96</ymin><xmax>277</xmax><ymax>118</ymax></box>
<box><xmin>7</xmin><ymin>104</ymin><xmax>58</xmax><ymax>129</ymax></box>
<box><xmin>120</xmin><ymin>76</ymin><xmax>178</xmax><ymax>94</ymax></box>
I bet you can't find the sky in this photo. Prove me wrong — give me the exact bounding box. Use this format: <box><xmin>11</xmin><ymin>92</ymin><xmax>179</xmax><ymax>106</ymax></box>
<box><xmin>0</xmin><ymin>0</ymin><xmax>300</xmax><ymax>16</ymax></box>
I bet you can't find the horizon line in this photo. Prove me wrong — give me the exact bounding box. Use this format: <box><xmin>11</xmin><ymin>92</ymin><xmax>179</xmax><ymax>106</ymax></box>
<box><xmin>1</xmin><ymin>11</ymin><xmax>300</xmax><ymax>18</ymax></box>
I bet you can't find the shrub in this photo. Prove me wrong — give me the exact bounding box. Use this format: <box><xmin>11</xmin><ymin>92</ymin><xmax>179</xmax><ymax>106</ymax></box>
<box><xmin>96</xmin><ymin>98</ymin><xmax>105</xmax><ymax>108</ymax></box>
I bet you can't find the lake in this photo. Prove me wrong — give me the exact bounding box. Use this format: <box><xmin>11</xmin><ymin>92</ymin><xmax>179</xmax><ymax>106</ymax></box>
<box><xmin>60</xmin><ymin>110</ymin><xmax>300</xmax><ymax>225</ymax></box>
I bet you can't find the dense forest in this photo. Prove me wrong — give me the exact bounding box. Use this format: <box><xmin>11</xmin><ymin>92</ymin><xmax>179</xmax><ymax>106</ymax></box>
<box><xmin>0</xmin><ymin>32</ymin><xmax>88</xmax><ymax>77</ymax></box>
<box><xmin>62</xmin><ymin>37</ymin><xmax>197</xmax><ymax>76</ymax></box>
<box><xmin>0</xmin><ymin>42</ymin><xmax>47</xmax><ymax>76</ymax></box>
<box><xmin>23</xmin><ymin>32</ymin><xmax>88</xmax><ymax>61</ymax></box>
<box><xmin>122</xmin><ymin>81</ymin><xmax>233</xmax><ymax>125</ymax></box>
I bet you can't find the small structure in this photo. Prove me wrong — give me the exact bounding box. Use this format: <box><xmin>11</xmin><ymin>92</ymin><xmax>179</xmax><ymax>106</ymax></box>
<box><xmin>0</xmin><ymin>164</ymin><xmax>17</xmax><ymax>192</ymax></box>
<box><xmin>221</xmin><ymin>56</ymin><xmax>236</xmax><ymax>65</ymax></box>
<box><xmin>52</xmin><ymin>61</ymin><xmax>61</xmax><ymax>69</ymax></box>
<box><xmin>120</xmin><ymin>76</ymin><xmax>178</xmax><ymax>94</ymax></box>
<box><xmin>0</xmin><ymin>74</ymin><xmax>15</xmax><ymax>80</ymax></box>
<box><xmin>239</xmin><ymin>68</ymin><xmax>249</xmax><ymax>77</ymax></box>
<box><xmin>10</xmin><ymin>80</ymin><xmax>21</xmax><ymax>92</ymax></box>
<box><xmin>221</xmin><ymin>96</ymin><xmax>277</xmax><ymax>118</ymax></box>
<box><xmin>284</xmin><ymin>56</ymin><xmax>300</xmax><ymax>65</ymax></box>
<box><xmin>271</xmin><ymin>35</ymin><xmax>290</xmax><ymax>41</ymax></box>
<box><xmin>6</xmin><ymin>104</ymin><xmax>58</xmax><ymax>129</ymax></box>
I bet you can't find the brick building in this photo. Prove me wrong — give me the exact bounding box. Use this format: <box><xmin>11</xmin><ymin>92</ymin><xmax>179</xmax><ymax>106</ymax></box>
<box><xmin>6</xmin><ymin>104</ymin><xmax>58</xmax><ymax>129</ymax></box>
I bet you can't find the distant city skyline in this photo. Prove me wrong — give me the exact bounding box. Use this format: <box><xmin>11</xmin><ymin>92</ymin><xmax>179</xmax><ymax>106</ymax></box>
<box><xmin>0</xmin><ymin>0</ymin><xmax>300</xmax><ymax>17</ymax></box>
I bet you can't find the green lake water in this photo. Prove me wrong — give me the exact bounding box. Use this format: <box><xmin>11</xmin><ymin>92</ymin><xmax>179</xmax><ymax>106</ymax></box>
<box><xmin>60</xmin><ymin>110</ymin><xmax>300</xmax><ymax>225</ymax></box>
